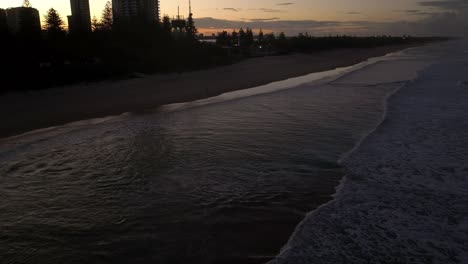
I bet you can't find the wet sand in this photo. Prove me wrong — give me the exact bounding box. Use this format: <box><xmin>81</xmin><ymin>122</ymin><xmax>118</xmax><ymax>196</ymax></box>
<box><xmin>0</xmin><ymin>45</ymin><xmax>421</xmax><ymax>138</ymax></box>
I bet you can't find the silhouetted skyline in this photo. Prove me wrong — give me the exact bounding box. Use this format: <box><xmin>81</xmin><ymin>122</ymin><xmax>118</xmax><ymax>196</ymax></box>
<box><xmin>68</xmin><ymin>0</ymin><xmax>91</xmax><ymax>34</ymax></box>
<box><xmin>113</xmin><ymin>0</ymin><xmax>160</xmax><ymax>23</ymax></box>
<box><xmin>0</xmin><ymin>0</ymin><xmax>467</xmax><ymax>36</ymax></box>
<box><xmin>4</xmin><ymin>6</ymin><xmax>41</xmax><ymax>34</ymax></box>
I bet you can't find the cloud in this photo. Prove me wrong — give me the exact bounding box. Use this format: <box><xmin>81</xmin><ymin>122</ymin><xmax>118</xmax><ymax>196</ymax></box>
<box><xmin>411</xmin><ymin>0</ymin><xmax>468</xmax><ymax>35</ymax></box>
<box><xmin>196</xmin><ymin>0</ymin><xmax>468</xmax><ymax>36</ymax></box>
<box><xmin>195</xmin><ymin>14</ymin><xmax>468</xmax><ymax>36</ymax></box>
<box><xmin>258</xmin><ymin>8</ymin><xmax>285</xmax><ymax>13</ymax></box>
<box><xmin>393</xmin><ymin>9</ymin><xmax>437</xmax><ymax>16</ymax></box>
<box><xmin>196</xmin><ymin>17</ymin><xmax>376</xmax><ymax>35</ymax></box>
<box><xmin>405</xmin><ymin>9</ymin><xmax>420</xmax><ymax>13</ymax></box>
<box><xmin>223</xmin><ymin>8</ymin><xmax>239</xmax><ymax>12</ymax></box>
<box><xmin>249</xmin><ymin>18</ymin><xmax>281</xmax><ymax>22</ymax></box>
<box><xmin>418</xmin><ymin>0</ymin><xmax>468</xmax><ymax>10</ymax></box>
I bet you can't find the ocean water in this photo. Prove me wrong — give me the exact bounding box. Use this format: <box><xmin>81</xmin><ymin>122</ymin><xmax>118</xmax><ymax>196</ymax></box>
<box><xmin>269</xmin><ymin>40</ymin><xmax>468</xmax><ymax>264</ymax></box>
<box><xmin>0</xmin><ymin>48</ymin><xmax>431</xmax><ymax>264</ymax></box>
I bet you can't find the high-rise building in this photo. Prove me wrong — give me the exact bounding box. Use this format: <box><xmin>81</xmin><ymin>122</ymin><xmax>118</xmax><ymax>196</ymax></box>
<box><xmin>6</xmin><ymin>7</ymin><xmax>41</xmax><ymax>34</ymax></box>
<box><xmin>0</xmin><ymin>9</ymin><xmax>7</xmax><ymax>32</ymax></box>
<box><xmin>112</xmin><ymin>0</ymin><xmax>160</xmax><ymax>23</ymax></box>
<box><xmin>68</xmin><ymin>0</ymin><xmax>91</xmax><ymax>34</ymax></box>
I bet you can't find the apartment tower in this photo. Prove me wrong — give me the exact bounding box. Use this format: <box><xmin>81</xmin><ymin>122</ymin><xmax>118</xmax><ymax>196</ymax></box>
<box><xmin>68</xmin><ymin>0</ymin><xmax>91</xmax><ymax>34</ymax></box>
<box><xmin>112</xmin><ymin>0</ymin><xmax>160</xmax><ymax>23</ymax></box>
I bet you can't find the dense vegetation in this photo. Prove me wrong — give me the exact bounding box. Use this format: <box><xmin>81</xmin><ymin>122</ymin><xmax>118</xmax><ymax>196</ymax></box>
<box><xmin>0</xmin><ymin>3</ymin><xmax>449</xmax><ymax>93</ymax></box>
<box><xmin>215</xmin><ymin>30</ymin><xmax>448</xmax><ymax>54</ymax></box>
<box><xmin>0</xmin><ymin>4</ymin><xmax>229</xmax><ymax>93</ymax></box>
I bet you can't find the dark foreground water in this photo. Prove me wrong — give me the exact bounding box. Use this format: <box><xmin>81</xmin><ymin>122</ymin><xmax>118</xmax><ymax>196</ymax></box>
<box><xmin>0</xmin><ymin>61</ymin><xmax>399</xmax><ymax>263</ymax></box>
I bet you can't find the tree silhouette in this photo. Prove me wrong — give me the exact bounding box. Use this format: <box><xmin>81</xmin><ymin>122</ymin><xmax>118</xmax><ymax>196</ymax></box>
<box><xmin>162</xmin><ymin>15</ymin><xmax>172</xmax><ymax>33</ymax></box>
<box><xmin>278</xmin><ymin>32</ymin><xmax>286</xmax><ymax>41</ymax></box>
<box><xmin>44</xmin><ymin>8</ymin><xmax>65</xmax><ymax>38</ymax></box>
<box><xmin>162</xmin><ymin>15</ymin><xmax>172</xmax><ymax>35</ymax></box>
<box><xmin>216</xmin><ymin>30</ymin><xmax>230</xmax><ymax>46</ymax></box>
<box><xmin>231</xmin><ymin>30</ymin><xmax>239</xmax><ymax>46</ymax></box>
<box><xmin>91</xmin><ymin>16</ymin><xmax>100</xmax><ymax>32</ymax></box>
<box><xmin>238</xmin><ymin>28</ymin><xmax>246</xmax><ymax>47</ymax></box>
<box><xmin>101</xmin><ymin>1</ymin><xmax>113</xmax><ymax>31</ymax></box>
<box><xmin>266</xmin><ymin>33</ymin><xmax>276</xmax><ymax>44</ymax></box>
<box><xmin>276</xmin><ymin>32</ymin><xmax>288</xmax><ymax>52</ymax></box>
<box><xmin>186</xmin><ymin>12</ymin><xmax>197</xmax><ymax>41</ymax></box>
<box><xmin>258</xmin><ymin>29</ymin><xmax>264</xmax><ymax>45</ymax></box>
<box><xmin>245</xmin><ymin>28</ymin><xmax>254</xmax><ymax>47</ymax></box>
<box><xmin>23</xmin><ymin>0</ymin><xmax>31</xmax><ymax>8</ymax></box>
<box><xmin>43</xmin><ymin>8</ymin><xmax>66</xmax><ymax>67</ymax></box>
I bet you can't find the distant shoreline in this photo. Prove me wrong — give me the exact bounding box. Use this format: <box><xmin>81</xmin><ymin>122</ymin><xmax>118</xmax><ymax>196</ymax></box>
<box><xmin>0</xmin><ymin>44</ymin><xmax>425</xmax><ymax>138</ymax></box>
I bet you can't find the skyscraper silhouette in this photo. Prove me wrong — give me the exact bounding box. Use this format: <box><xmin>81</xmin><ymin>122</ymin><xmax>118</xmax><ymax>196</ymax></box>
<box><xmin>5</xmin><ymin>6</ymin><xmax>41</xmax><ymax>35</ymax></box>
<box><xmin>0</xmin><ymin>9</ymin><xmax>7</xmax><ymax>32</ymax></box>
<box><xmin>68</xmin><ymin>0</ymin><xmax>91</xmax><ymax>34</ymax></box>
<box><xmin>112</xmin><ymin>0</ymin><xmax>160</xmax><ymax>23</ymax></box>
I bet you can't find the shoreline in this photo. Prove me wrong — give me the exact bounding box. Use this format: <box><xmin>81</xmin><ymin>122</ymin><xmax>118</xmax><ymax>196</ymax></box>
<box><xmin>270</xmin><ymin>61</ymin><xmax>420</xmax><ymax>264</ymax></box>
<box><xmin>270</xmin><ymin>40</ymin><xmax>467</xmax><ymax>263</ymax></box>
<box><xmin>0</xmin><ymin>43</ymin><xmax>434</xmax><ymax>264</ymax></box>
<box><xmin>0</xmin><ymin>44</ymin><xmax>423</xmax><ymax>138</ymax></box>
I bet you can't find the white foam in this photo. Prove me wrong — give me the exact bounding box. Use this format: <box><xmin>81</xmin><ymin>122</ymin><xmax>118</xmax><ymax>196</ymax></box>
<box><xmin>157</xmin><ymin>50</ymin><xmax>410</xmax><ymax>113</ymax></box>
<box><xmin>269</xmin><ymin>40</ymin><xmax>468</xmax><ymax>264</ymax></box>
<box><xmin>1</xmin><ymin>48</ymin><xmax>414</xmax><ymax>142</ymax></box>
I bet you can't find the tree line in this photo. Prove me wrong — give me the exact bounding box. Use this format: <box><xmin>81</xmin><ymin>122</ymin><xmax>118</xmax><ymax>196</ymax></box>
<box><xmin>0</xmin><ymin>1</ymin><xmax>227</xmax><ymax>93</ymax></box>
<box><xmin>0</xmin><ymin>1</ymin><xmax>450</xmax><ymax>93</ymax></box>
<box><xmin>214</xmin><ymin>29</ymin><xmax>448</xmax><ymax>56</ymax></box>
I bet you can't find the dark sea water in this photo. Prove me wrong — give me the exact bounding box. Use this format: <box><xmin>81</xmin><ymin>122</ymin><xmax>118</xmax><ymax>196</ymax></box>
<box><xmin>0</xmin><ymin>63</ymin><xmax>398</xmax><ymax>263</ymax></box>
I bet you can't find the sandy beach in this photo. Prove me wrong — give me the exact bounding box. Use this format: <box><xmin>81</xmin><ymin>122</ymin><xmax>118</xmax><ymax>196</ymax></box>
<box><xmin>0</xmin><ymin>44</ymin><xmax>420</xmax><ymax>138</ymax></box>
<box><xmin>2</xmin><ymin>40</ymin><xmax>466</xmax><ymax>263</ymax></box>
<box><xmin>0</xmin><ymin>42</ymin><xmax>434</xmax><ymax>264</ymax></box>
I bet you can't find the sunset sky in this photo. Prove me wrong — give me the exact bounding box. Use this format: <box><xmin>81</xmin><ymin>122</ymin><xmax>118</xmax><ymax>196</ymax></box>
<box><xmin>1</xmin><ymin>0</ymin><xmax>467</xmax><ymax>36</ymax></box>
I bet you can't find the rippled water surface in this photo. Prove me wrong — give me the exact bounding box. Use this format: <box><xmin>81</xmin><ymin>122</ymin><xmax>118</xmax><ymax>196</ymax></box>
<box><xmin>1</xmin><ymin>62</ymin><xmax>399</xmax><ymax>263</ymax></box>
